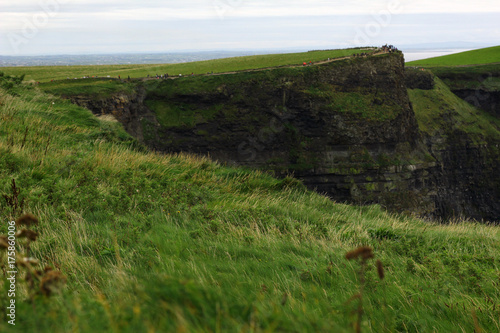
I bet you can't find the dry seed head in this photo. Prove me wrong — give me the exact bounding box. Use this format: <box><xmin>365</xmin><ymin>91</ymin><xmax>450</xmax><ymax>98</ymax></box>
<box><xmin>345</xmin><ymin>246</ymin><xmax>374</xmax><ymax>261</ymax></box>
<box><xmin>23</xmin><ymin>257</ymin><xmax>40</xmax><ymax>265</ymax></box>
<box><xmin>25</xmin><ymin>271</ymin><xmax>34</xmax><ymax>284</ymax></box>
<box><xmin>376</xmin><ymin>260</ymin><xmax>385</xmax><ymax>280</ymax></box>
<box><xmin>16</xmin><ymin>229</ymin><xmax>38</xmax><ymax>241</ymax></box>
<box><xmin>19</xmin><ymin>257</ymin><xmax>40</xmax><ymax>268</ymax></box>
<box><xmin>16</xmin><ymin>214</ymin><xmax>39</xmax><ymax>227</ymax></box>
<box><xmin>40</xmin><ymin>270</ymin><xmax>66</xmax><ymax>296</ymax></box>
<box><xmin>0</xmin><ymin>236</ymin><xmax>8</xmax><ymax>249</ymax></box>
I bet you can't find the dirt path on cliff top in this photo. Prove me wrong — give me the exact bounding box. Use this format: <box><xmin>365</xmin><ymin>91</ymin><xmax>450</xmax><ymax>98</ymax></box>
<box><xmin>141</xmin><ymin>50</ymin><xmax>389</xmax><ymax>81</ymax></box>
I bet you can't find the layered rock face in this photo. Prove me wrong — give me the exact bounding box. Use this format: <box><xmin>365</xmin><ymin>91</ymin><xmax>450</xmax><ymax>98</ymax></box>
<box><xmin>431</xmin><ymin>144</ymin><xmax>500</xmax><ymax>221</ymax></box>
<box><xmin>67</xmin><ymin>53</ymin><xmax>500</xmax><ymax>222</ymax></box>
<box><xmin>140</xmin><ymin>54</ymin><xmax>421</xmax><ymax>162</ymax></box>
<box><xmin>451</xmin><ymin>89</ymin><xmax>500</xmax><ymax>117</ymax></box>
<box><xmin>68</xmin><ymin>88</ymin><xmax>159</xmax><ymax>142</ymax></box>
<box><xmin>405</xmin><ymin>68</ymin><xmax>435</xmax><ymax>90</ymax></box>
<box><xmin>431</xmin><ymin>68</ymin><xmax>500</xmax><ymax>118</ymax></box>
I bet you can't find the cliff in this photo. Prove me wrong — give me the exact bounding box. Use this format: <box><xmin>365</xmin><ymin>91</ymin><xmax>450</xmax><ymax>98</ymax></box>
<box><xmin>408</xmin><ymin>77</ymin><xmax>500</xmax><ymax>221</ymax></box>
<box><xmin>60</xmin><ymin>53</ymin><xmax>500</xmax><ymax>222</ymax></box>
<box><xmin>67</xmin><ymin>87</ymin><xmax>159</xmax><ymax>143</ymax></box>
<box><xmin>430</xmin><ymin>65</ymin><xmax>500</xmax><ymax>118</ymax></box>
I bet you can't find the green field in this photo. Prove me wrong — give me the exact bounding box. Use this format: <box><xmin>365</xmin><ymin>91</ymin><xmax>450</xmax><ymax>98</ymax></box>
<box><xmin>1</xmin><ymin>48</ymin><xmax>374</xmax><ymax>83</ymax></box>
<box><xmin>1</xmin><ymin>62</ymin><xmax>500</xmax><ymax>332</ymax></box>
<box><xmin>407</xmin><ymin>45</ymin><xmax>500</xmax><ymax>67</ymax></box>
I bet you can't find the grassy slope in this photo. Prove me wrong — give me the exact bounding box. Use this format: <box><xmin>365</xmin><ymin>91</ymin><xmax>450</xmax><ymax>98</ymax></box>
<box><xmin>408</xmin><ymin>77</ymin><xmax>500</xmax><ymax>142</ymax></box>
<box><xmin>407</xmin><ymin>47</ymin><xmax>500</xmax><ymax>140</ymax></box>
<box><xmin>406</xmin><ymin>45</ymin><xmax>500</xmax><ymax>67</ymax></box>
<box><xmin>1</xmin><ymin>48</ymin><xmax>372</xmax><ymax>83</ymax></box>
<box><xmin>0</xmin><ymin>75</ymin><xmax>499</xmax><ymax>333</ymax></box>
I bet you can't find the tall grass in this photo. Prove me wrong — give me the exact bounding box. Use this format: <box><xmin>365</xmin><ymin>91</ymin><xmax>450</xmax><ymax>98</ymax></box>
<box><xmin>0</xmin><ymin>76</ymin><xmax>499</xmax><ymax>332</ymax></box>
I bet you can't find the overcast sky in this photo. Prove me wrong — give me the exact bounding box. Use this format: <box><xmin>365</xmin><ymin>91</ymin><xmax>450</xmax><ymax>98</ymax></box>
<box><xmin>1</xmin><ymin>0</ymin><xmax>500</xmax><ymax>56</ymax></box>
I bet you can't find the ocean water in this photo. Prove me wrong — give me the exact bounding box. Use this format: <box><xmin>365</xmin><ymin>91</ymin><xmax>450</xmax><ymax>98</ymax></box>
<box><xmin>402</xmin><ymin>49</ymin><xmax>472</xmax><ymax>63</ymax></box>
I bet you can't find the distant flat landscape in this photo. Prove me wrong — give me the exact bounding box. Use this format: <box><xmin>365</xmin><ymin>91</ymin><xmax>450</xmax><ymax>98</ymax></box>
<box><xmin>1</xmin><ymin>46</ymin><xmax>490</xmax><ymax>68</ymax></box>
<box><xmin>0</xmin><ymin>48</ymin><xmax>372</xmax><ymax>82</ymax></box>
<box><xmin>0</xmin><ymin>51</ymin><xmax>265</xmax><ymax>67</ymax></box>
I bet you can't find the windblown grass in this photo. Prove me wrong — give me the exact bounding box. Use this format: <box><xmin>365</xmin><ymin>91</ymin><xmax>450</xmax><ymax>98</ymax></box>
<box><xmin>0</xmin><ymin>77</ymin><xmax>499</xmax><ymax>332</ymax></box>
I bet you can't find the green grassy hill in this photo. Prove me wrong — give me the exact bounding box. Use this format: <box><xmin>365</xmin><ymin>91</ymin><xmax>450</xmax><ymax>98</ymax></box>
<box><xmin>408</xmin><ymin>76</ymin><xmax>500</xmax><ymax>142</ymax></box>
<box><xmin>1</xmin><ymin>48</ymin><xmax>373</xmax><ymax>83</ymax></box>
<box><xmin>407</xmin><ymin>45</ymin><xmax>500</xmax><ymax>67</ymax></box>
<box><xmin>1</xmin><ymin>70</ymin><xmax>500</xmax><ymax>332</ymax></box>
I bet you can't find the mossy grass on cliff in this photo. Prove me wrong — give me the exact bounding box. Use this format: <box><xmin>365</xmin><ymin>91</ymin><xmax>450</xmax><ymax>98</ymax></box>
<box><xmin>1</xmin><ymin>74</ymin><xmax>500</xmax><ymax>332</ymax></box>
<box><xmin>2</xmin><ymin>48</ymin><xmax>374</xmax><ymax>83</ymax></box>
<box><xmin>305</xmin><ymin>86</ymin><xmax>400</xmax><ymax>121</ymax></box>
<box><xmin>142</xmin><ymin>55</ymin><xmax>404</xmax><ymax>133</ymax></box>
<box><xmin>408</xmin><ymin>77</ymin><xmax>500</xmax><ymax>142</ymax></box>
<box><xmin>407</xmin><ymin>45</ymin><xmax>500</xmax><ymax>67</ymax></box>
<box><xmin>423</xmin><ymin>64</ymin><xmax>500</xmax><ymax>91</ymax></box>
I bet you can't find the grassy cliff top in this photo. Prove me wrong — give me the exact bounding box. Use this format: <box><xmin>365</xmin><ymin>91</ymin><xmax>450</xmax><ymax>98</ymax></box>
<box><xmin>1</xmin><ymin>48</ymin><xmax>375</xmax><ymax>83</ymax></box>
<box><xmin>38</xmin><ymin>78</ymin><xmax>137</xmax><ymax>98</ymax></box>
<box><xmin>1</xmin><ymin>68</ymin><xmax>500</xmax><ymax>332</ymax></box>
<box><xmin>406</xmin><ymin>45</ymin><xmax>500</xmax><ymax>67</ymax></box>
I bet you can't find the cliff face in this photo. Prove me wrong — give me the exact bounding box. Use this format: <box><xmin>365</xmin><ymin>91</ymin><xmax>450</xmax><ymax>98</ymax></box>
<box><xmin>430</xmin><ymin>67</ymin><xmax>500</xmax><ymax>118</ymax></box>
<box><xmin>130</xmin><ymin>54</ymin><xmax>437</xmax><ymax>215</ymax></box>
<box><xmin>404</xmin><ymin>68</ymin><xmax>435</xmax><ymax>90</ymax></box>
<box><xmin>142</xmin><ymin>54</ymin><xmax>421</xmax><ymax>157</ymax></box>
<box><xmin>68</xmin><ymin>88</ymin><xmax>159</xmax><ymax>143</ymax></box>
<box><xmin>66</xmin><ymin>53</ymin><xmax>500</xmax><ymax>222</ymax></box>
<box><xmin>451</xmin><ymin>89</ymin><xmax>500</xmax><ymax>117</ymax></box>
<box><xmin>432</xmin><ymin>144</ymin><xmax>500</xmax><ymax>220</ymax></box>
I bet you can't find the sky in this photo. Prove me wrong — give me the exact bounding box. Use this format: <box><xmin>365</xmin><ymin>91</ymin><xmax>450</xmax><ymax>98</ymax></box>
<box><xmin>1</xmin><ymin>0</ymin><xmax>500</xmax><ymax>56</ymax></box>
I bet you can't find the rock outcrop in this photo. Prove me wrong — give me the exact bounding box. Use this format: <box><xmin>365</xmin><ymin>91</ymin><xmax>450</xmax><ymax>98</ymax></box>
<box><xmin>405</xmin><ymin>68</ymin><xmax>435</xmax><ymax>90</ymax></box>
<box><xmin>451</xmin><ymin>89</ymin><xmax>500</xmax><ymax>117</ymax></box>
<box><xmin>431</xmin><ymin>68</ymin><xmax>500</xmax><ymax>118</ymax></box>
<box><xmin>68</xmin><ymin>88</ymin><xmax>159</xmax><ymax>143</ymax></box>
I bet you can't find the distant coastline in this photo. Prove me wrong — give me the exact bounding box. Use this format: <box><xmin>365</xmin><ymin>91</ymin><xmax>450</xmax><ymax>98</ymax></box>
<box><xmin>0</xmin><ymin>48</ymin><xmax>480</xmax><ymax>67</ymax></box>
